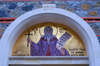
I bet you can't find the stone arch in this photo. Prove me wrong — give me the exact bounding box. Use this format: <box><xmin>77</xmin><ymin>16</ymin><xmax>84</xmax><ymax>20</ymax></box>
<box><xmin>0</xmin><ymin>8</ymin><xmax>100</xmax><ymax>66</ymax></box>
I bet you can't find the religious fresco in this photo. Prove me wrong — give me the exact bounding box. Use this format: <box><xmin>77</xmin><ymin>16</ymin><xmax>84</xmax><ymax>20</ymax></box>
<box><xmin>12</xmin><ymin>22</ymin><xmax>86</xmax><ymax>56</ymax></box>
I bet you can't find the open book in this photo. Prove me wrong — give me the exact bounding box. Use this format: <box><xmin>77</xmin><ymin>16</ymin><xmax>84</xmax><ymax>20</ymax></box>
<box><xmin>56</xmin><ymin>32</ymin><xmax>72</xmax><ymax>51</ymax></box>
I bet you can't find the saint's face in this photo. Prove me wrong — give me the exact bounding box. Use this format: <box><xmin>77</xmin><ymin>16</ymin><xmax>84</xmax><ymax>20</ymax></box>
<box><xmin>45</xmin><ymin>28</ymin><xmax>52</xmax><ymax>33</ymax></box>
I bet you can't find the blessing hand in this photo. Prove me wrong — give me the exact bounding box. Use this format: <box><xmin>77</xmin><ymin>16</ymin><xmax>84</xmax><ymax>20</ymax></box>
<box><xmin>60</xmin><ymin>48</ymin><xmax>65</xmax><ymax>55</ymax></box>
<box><xmin>27</xmin><ymin>38</ymin><xmax>32</xmax><ymax>45</ymax></box>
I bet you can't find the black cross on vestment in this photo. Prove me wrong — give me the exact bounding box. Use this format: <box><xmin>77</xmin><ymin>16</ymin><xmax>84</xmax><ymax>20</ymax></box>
<box><xmin>25</xmin><ymin>31</ymin><xmax>33</xmax><ymax>47</ymax></box>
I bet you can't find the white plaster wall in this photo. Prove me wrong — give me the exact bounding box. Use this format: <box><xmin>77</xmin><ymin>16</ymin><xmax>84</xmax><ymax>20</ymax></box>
<box><xmin>0</xmin><ymin>8</ymin><xmax>100</xmax><ymax>66</ymax></box>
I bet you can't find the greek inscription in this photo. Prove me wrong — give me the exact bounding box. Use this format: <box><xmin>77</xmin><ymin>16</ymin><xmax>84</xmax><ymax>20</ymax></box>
<box><xmin>12</xmin><ymin>54</ymin><xmax>29</xmax><ymax>56</ymax></box>
<box><xmin>59</xmin><ymin>28</ymin><xmax>64</xmax><ymax>33</ymax></box>
<box><xmin>13</xmin><ymin>51</ymin><xmax>17</xmax><ymax>53</ymax></box>
<box><xmin>63</xmin><ymin>28</ymin><xmax>67</xmax><ymax>30</ymax></box>
<box><xmin>59</xmin><ymin>40</ymin><xmax>63</xmax><ymax>43</ymax></box>
<box><xmin>43</xmin><ymin>4</ymin><xmax>56</xmax><ymax>11</ymax></box>
<box><xmin>32</xmin><ymin>27</ymin><xmax>38</xmax><ymax>35</ymax></box>
<box><xmin>58</xmin><ymin>42</ymin><xmax>63</xmax><ymax>46</ymax></box>
<box><xmin>69</xmin><ymin>48</ymin><xmax>85</xmax><ymax>56</ymax></box>
<box><xmin>43</xmin><ymin>6</ymin><xmax>55</xmax><ymax>11</ymax></box>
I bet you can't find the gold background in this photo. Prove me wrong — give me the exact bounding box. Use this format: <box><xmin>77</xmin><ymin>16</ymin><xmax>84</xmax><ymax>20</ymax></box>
<box><xmin>12</xmin><ymin>22</ymin><xmax>86</xmax><ymax>56</ymax></box>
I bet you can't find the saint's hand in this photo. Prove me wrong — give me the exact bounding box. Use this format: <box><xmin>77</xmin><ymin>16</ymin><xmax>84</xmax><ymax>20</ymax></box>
<box><xmin>27</xmin><ymin>38</ymin><xmax>32</xmax><ymax>45</ymax></box>
<box><xmin>60</xmin><ymin>48</ymin><xmax>65</xmax><ymax>55</ymax></box>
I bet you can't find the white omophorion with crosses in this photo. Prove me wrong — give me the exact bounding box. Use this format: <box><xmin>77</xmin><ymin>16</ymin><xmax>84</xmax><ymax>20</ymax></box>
<box><xmin>56</xmin><ymin>32</ymin><xmax>72</xmax><ymax>51</ymax></box>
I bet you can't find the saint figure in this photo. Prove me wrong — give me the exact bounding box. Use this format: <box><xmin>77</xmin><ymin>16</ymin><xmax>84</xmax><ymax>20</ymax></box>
<box><xmin>27</xmin><ymin>26</ymin><xmax>70</xmax><ymax>56</ymax></box>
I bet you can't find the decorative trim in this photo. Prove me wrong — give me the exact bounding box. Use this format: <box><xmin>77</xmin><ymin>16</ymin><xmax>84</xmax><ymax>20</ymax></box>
<box><xmin>9</xmin><ymin>56</ymin><xmax>89</xmax><ymax>65</ymax></box>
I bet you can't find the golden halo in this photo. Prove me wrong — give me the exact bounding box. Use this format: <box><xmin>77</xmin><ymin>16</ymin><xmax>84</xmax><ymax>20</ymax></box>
<box><xmin>39</xmin><ymin>22</ymin><xmax>58</xmax><ymax>36</ymax></box>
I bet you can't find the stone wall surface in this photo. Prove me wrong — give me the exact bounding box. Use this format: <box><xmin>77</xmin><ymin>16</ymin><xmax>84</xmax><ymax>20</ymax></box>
<box><xmin>0</xmin><ymin>1</ymin><xmax>100</xmax><ymax>43</ymax></box>
<box><xmin>0</xmin><ymin>1</ymin><xmax>100</xmax><ymax>17</ymax></box>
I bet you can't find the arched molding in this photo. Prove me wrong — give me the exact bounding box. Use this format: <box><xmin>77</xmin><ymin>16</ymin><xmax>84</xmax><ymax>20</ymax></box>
<box><xmin>0</xmin><ymin>8</ymin><xmax>100</xmax><ymax>66</ymax></box>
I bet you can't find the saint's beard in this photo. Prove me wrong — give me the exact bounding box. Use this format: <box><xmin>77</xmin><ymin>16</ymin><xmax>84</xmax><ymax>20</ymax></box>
<box><xmin>44</xmin><ymin>33</ymin><xmax>53</xmax><ymax>44</ymax></box>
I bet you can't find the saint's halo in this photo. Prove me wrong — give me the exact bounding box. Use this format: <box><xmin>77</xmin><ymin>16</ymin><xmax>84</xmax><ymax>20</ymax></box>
<box><xmin>39</xmin><ymin>22</ymin><xmax>58</xmax><ymax>36</ymax></box>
